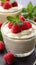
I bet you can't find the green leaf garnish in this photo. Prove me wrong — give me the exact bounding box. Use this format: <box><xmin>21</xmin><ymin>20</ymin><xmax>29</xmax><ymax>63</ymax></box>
<box><xmin>18</xmin><ymin>21</ymin><xmax>23</xmax><ymax>25</ymax></box>
<box><xmin>22</xmin><ymin>8</ymin><xmax>28</xmax><ymax>12</ymax></box>
<box><xmin>32</xmin><ymin>6</ymin><xmax>36</xmax><ymax>17</ymax></box>
<box><xmin>21</xmin><ymin>2</ymin><xmax>36</xmax><ymax>20</ymax></box>
<box><xmin>7</xmin><ymin>16</ymin><xmax>14</xmax><ymax>21</ymax></box>
<box><xmin>27</xmin><ymin>2</ymin><xmax>33</xmax><ymax>12</ymax></box>
<box><xmin>1</xmin><ymin>0</ymin><xmax>6</xmax><ymax>2</ymax></box>
<box><xmin>7</xmin><ymin>16</ymin><xmax>16</xmax><ymax>24</ymax></box>
<box><xmin>7</xmin><ymin>15</ymin><xmax>24</xmax><ymax>25</ymax></box>
<box><xmin>7</xmin><ymin>15</ymin><xmax>19</xmax><ymax>24</ymax></box>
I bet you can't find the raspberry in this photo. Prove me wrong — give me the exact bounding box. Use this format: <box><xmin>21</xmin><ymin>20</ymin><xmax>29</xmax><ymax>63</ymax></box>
<box><xmin>19</xmin><ymin>15</ymin><xmax>26</xmax><ymax>21</ymax></box>
<box><xmin>3</xmin><ymin>1</ymin><xmax>12</xmax><ymax>9</ymax></box>
<box><xmin>22</xmin><ymin>21</ymin><xmax>32</xmax><ymax>30</ymax></box>
<box><xmin>34</xmin><ymin>17</ymin><xmax>36</xmax><ymax>22</ymax></box>
<box><xmin>0</xmin><ymin>41</ymin><xmax>4</xmax><ymax>51</ymax></box>
<box><xmin>11</xmin><ymin>24</ymin><xmax>21</xmax><ymax>34</ymax></box>
<box><xmin>1</xmin><ymin>2</ymin><xmax>4</xmax><ymax>6</ymax></box>
<box><xmin>12</xmin><ymin>2</ymin><xmax>18</xmax><ymax>7</ymax></box>
<box><xmin>3</xmin><ymin>53</ymin><xmax>14</xmax><ymax>64</ymax></box>
<box><xmin>0</xmin><ymin>22</ymin><xmax>3</xmax><ymax>28</ymax></box>
<box><xmin>8</xmin><ymin>22</ymin><xmax>13</xmax><ymax>29</ymax></box>
<box><xmin>6</xmin><ymin>0</ymin><xmax>10</xmax><ymax>1</ymax></box>
<box><xmin>19</xmin><ymin>25</ymin><xmax>23</xmax><ymax>31</ymax></box>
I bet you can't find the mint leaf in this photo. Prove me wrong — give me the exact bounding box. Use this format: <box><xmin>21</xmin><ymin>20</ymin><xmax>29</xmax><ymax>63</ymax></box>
<box><xmin>7</xmin><ymin>15</ymin><xmax>19</xmax><ymax>24</ymax></box>
<box><xmin>18</xmin><ymin>21</ymin><xmax>23</xmax><ymax>25</ymax></box>
<box><xmin>7</xmin><ymin>16</ymin><xmax>14</xmax><ymax>21</ymax></box>
<box><xmin>27</xmin><ymin>2</ymin><xmax>33</xmax><ymax>12</ymax></box>
<box><xmin>28</xmin><ymin>12</ymin><xmax>33</xmax><ymax>19</ymax></box>
<box><xmin>22</xmin><ymin>8</ymin><xmax>28</xmax><ymax>12</ymax></box>
<box><xmin>32</xmin><ymin>6</ymin><xmax>36</xmax><ymax>17</ymax></box>
<box><xmin>1</xmin><ymin>0</ymin><xmax>6</xmax><ymax>2</ymax></box>
<box><xmin>7</xmin><ymin>16</ymin><xmax>16</xmax><ymax>24</ymax></box>
<box><xmin>21</xmin><ymin>2</ymin><xmax>36</xmax><ymax>20</ymax></box>
<box><xmin>14</xmin><ymin>15</ymin><xmax>19</xmax><ymax>23</ymax></box>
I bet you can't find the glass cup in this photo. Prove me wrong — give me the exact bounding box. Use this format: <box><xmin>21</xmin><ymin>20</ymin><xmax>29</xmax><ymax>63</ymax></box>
<box><xmin>0</xmin><ymin>3</ymin><xmax>23</xmax><ymax>23</ymax></box>
<box><xmin>1</xmin><ymin>22</ymin><xmax>36</xmax><ymax>57</ymax></box>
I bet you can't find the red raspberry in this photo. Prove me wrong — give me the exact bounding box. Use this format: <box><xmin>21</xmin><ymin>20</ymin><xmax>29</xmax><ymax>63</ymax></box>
<box><xmin>12</xmin><ymin>2</ymin><xmax>18</xmax><ymax>7</ymax></box>
<box><xmin>3</xmin><ymin>1</ymin><xmax>12</xmax><ymax>9</ymax></box>
<box><xmin>22</xmin><ymin>21</ymin><xmax>32</xmax><ymax>30</ymax></box>
<box><xmin>0</xmin><ymin>41</ymin><xmax>5</xmax><ymax>51</ymax></box>
<box><xmin>0</xmin><ymin>22</ymin><xmax>3</xmax><ymax>28</ymax></box>
<box><xmin>1</xmin><ymin>2</ymin><xmax>4</xmax><ymax>6</ymax></box>
<box><xmin>6</xmin><ymin>0</ymin><xmax>10</xmax><ymax>1</ymax></box>
<box><xmin>8</xmin><ymin>22</ymin><xmax>13</xmax><ymax>29</ymax></box>
<box><xmin>3</xmin><ymin>53</ymin><xmax>14</xmax><ymax>64</ymax></box>
<box><xmin>34</xmin><ymin>17</ymin><xmax>36</xmax><ymax>22</ymax></box>
<box><xmin>11</xmin><ymin>24</ymin><xmax>21</xmax><ymax>34</ymax></box>
<box><xmin>19</xmin><ymin>15</ymin><xmax>26</xmax><ymax>21</ymax></box>
<box><xmin>19</xmin><ymin>25</ymin><xmax>23</xmax><ymax>31</ymax></box>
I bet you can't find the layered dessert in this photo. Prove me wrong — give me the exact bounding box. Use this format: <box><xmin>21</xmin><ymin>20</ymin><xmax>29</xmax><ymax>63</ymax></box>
<box><xmin>1</xmin><ymin>15</ymin><xmax>36</xmax><ymax>57</ymax></box>
<box><xmin>0</xmin><ymin>0</ymin><xmax>23</xmax><ymax>22</ymax></box>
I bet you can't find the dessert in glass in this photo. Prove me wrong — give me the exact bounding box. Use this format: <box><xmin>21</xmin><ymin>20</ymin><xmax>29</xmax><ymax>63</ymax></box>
<box><xmin>1</xmin><ymin>15</ymin><xmax>36</xmax><ymax>57</ymax></box>
<box><xmin>0</xmin><ymin>0</ymin><xmax>23</xmax><ymax>22</ymax></box>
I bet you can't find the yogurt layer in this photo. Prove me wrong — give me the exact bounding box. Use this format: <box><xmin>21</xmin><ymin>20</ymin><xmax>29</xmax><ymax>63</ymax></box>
<box><xmin>3</xmin><ymin>23</ymin><xmax>36</xmax><ymax>39</ymax></box>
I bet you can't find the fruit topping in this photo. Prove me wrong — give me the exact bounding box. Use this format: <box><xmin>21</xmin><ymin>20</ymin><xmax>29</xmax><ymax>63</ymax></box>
<box><xmin>11</xmin><ymin>24</ymin><xmax>21</xmax><ymax>34</ymax></box>
<box><xmin>1</xmin><ymin>0</ymin><xmax>18</xmax><ymax>9</ymax></box>
<box><xmin>19</xmin><ymin>15</ymin><xmax>26</xmax><ymax>21</ymax></box>
<box><xmin>6</xmin><ymin>0</ymin><xmax>10</xmax><ymax>1</ymax></box>
<box><xmin>0</xmin><ymin>22</ymin><xmax>3</xmax><ymax>28</ymax></box>
<box><xmin>7</xmin><ymin>16</ymin><xmax>32</xmax><ymax>34</ymax></box>
<box><xmin>0</xmin><ymin>41</ymin><xmax>5</xmax><ymax>51</ymax></box>
<box><xmin>8</xmin><ymin>22</ymin><xmax>13</xmax><ymax>29</ymax></box>
<box><xmin>3</xmin><ymin>53</ymin><xmax>15</xmax><ymax>64</ymax></box>
<box><xmin>22</xmin><ymin>21</ymin><xmax>32</xmax><ymax>30</ymax></box>
<box><xmin>1</xmin><ymin>2</ymin><xmax>4</xmax><ymax>6</ymax></box>
<box><xmin>3</xmin><ymin>1</ymin><xmax>12</xmax><ymax>9</ymax></box>
<box><xmin>12</xmin><ymin>2</ymin><xmax>18</xmax><ymax>7</ymax></box>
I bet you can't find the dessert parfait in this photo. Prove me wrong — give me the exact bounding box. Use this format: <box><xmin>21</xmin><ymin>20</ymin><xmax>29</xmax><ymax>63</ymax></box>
<box><xmin>0</xmin><ymin>0</ymin><xmax>23</xmax><ymax>22</ymax></box>
<box><xmin>1</xmin><ymin>15</ymin><xmax>36</xmax><ymax>57</ymax></box>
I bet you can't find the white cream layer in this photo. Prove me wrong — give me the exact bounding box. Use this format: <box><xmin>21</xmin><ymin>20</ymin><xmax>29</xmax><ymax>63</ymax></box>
<box><xmin>3</xmin><ymin>23</ymin><xmax>36</xmax><ymax>39</ymax></box>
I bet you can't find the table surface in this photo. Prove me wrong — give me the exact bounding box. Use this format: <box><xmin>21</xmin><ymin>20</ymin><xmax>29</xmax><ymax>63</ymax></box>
<box><xmin>0</xmin><ymin>46</ymin><xmax>36</xmax><ymax>65</ymax></box>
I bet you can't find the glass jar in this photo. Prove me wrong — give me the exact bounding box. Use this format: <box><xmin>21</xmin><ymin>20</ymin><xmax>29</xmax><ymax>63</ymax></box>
<box><xmin>1</xmin><ymin>22</ymin><xmax>36</xmax><ymax>57</ymax></box>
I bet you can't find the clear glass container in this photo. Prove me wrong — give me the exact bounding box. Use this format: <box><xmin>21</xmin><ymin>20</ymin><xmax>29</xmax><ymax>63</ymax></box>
<box><xmin>1</xmin><ymin>22</ymin><xmax>36</xmax><ymax>57</ymax></box>
<box><xmin>0</xmin><ymin>1</ymin><xmax>23</xmax><ymax>22</ymax></box>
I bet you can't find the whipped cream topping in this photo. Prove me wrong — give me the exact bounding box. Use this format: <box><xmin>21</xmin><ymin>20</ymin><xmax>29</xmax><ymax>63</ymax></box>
<box><xmin>32</xmin><ymin>24</ymin><xmax>36</xmax><ymax>29</ymax></box>
<box><xmin>0</xmin><ymin>3</ymin><xmax>23</xmax><ymax>13</ymax></box>
<box><xmin>2</xmin><ymin>23</ymin><xmax>36</xmax><ymax>39</ymax></box>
